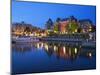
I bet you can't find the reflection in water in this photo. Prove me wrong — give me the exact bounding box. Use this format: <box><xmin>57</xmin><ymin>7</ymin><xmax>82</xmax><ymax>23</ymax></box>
<box><xmin>12</xmin><ymin>41</ymin><xmax>95</xmax><ymax>60</ymax></box>
<box><xmin>74</xmin><ymin>48</ymin><xmax>77</xmax><ymax>54</ymax></box>
<box><xmin>12</xmin><ymin>41</ymin><xmax>96</xmax><ymax>74</ymax></box>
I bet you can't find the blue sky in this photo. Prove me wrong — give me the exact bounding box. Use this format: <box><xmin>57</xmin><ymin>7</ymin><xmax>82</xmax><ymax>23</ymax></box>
<box><xmin>12</xmin><ymin>1</ymin><xmax>96</xmax><ymax>28</ymax></box>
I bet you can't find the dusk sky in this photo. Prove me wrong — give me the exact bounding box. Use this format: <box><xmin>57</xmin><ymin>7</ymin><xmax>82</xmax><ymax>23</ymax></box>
<box><xmin>12</xmin><ymin>1</ymin><xmax>96</xmax><ymax>28</ymax></box>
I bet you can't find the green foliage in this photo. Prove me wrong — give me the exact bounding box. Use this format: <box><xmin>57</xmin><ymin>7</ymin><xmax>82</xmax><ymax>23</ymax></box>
<box><xmin>54</xmin><ymin>22</ymin><xmax>59</xmax><ymax>32</ymax></box>
<box><xmin>68</xmin><ymin>21</ymin><xmax>78</xmax><ymax>33</ymax></box>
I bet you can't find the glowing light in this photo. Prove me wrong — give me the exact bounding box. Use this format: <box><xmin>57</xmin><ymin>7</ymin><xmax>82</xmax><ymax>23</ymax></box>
<box><xmin>25</xmin><ymin>34</ymin><xmax>28</xmax><ymax>36</ymax></box>
<box><xmin>75</xmin><ymin>29</ymin><xmax>77</xmax><ymax>32</ymax></box>
<box><xmin>66</xmin><ymin>32</ymin><xmax>68</xmax><ymax>34</ymax></box>
<box><xmin>74</xmin><ymin>48</ymin><xmax>77</xmax><ymax>54</ymax></box>
<box><xmin>54</xmin><ymin>31</ymin><xmax>57</xmax><ymax>33</ymax></box>
<box><xmin>41</xmin><ymin>42</ymin><xmax>43</xmax><ymax>48</ymax></box>
<box><xmin>37</xmin><ymin>43</ymin><xmax>40</xmax><ymax>49</ymax></box>
<box><xmin>30</xmin><ymin>34</ymin><xmax>34</xmax><ymax>36</ymax></box>
<box><xmin>72</xmin><ymin>32</ymin><xmax>75</xmax><ymax>33</ymax></box>
<box><xmin>89</xmin><ymin>53</ymin><xmax>92</xmax><ymax>57</ymax></box>
<box><xmin>89</xmin><ymin>28</ymin><xmax>92</xmax><ymax>31</ymax></box>
<box><xmin>63</xmin><ymin>46</ymin><xmax>66</xmax><ymax>54</ymax></box>
<box><xmin>41</xmin><ymin>33</ymin><xmax>47</xmax><ymax>37</ymax></box>
<box><xmin>54</xmin><ymin>45</ymin><xmax>57</xmax><ymax>51</ymax></box>
<box><xmin>44</xmin><ymin>44</ymin><xmax>48</xmax><ymax>51</ymax></box>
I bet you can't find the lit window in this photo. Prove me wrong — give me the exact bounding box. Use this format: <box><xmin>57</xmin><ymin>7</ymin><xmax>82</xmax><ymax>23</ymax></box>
<box><xmin>75</xmin><ymin>29</ymin><xmax>77</xmax><ymax>32</ymax></box>
<box><xmin>89</xmin><ymin>28</ymin><xmax>92</xmax><ymax>31</ymax></box>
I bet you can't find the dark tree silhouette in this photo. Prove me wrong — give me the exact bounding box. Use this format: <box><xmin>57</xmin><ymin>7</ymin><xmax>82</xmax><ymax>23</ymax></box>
<box><xmin>45</xmin><ymin>18</ymin><xmax>53</xmax><ymax>30</ymax></box>
<box><xmin>24</xmin><ymin>26</ymin><xmax>31</xmax><ymax>32</ymax></box>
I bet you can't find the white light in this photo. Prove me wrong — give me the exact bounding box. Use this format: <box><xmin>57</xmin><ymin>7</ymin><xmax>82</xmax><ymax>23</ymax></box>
<box><xmin>41</xmin><ymin>42</ymin><xmax>43</xmax><ymax>48</ymax></box>
<box><xmin>44</xmin><ymin>44</ymin><xmax>48</xmax><ymax>51</ymax></box>
<box><xmin>37</xmin><ymin>43</ymin><xmax>40</xmax><ymax>49</ymax></box>
<box><xmin>63</xmin><ymin>46</ymin><xmax>66</xmax><ymax>54</ymax></box>
<box><xmin>89</xmin><ymin>52</ymin><xmax>92</xmax><ymax>57</ymax></box>
<box><xmin>74</xmin><ymin>48</ymin><xmax>77</xmax><ymax>54</ymax></box>
<box><xmin>54</xmin><ymin>45</ymin><xmax>57</xmax><ymax>51</ymax></box>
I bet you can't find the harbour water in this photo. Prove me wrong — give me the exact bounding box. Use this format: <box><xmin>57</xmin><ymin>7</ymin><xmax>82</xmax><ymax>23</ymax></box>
<box><xmin>12</xmin><ymin>41</ymin><xmax>96</xmax><ymax>74</ymax></box>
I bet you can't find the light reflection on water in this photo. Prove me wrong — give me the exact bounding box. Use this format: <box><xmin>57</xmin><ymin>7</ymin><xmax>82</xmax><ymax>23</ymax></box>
<box><xmin>12</xmin><ymin>41</ymin><xmax>96</xmax><ymax>74</ymax></box>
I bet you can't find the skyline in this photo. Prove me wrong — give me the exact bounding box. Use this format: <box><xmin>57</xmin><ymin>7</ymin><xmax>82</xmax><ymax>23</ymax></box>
<box><xmin>12</xmin><ymin>1</ymin><xmax>96</xmax><ymax>28</ymax></box>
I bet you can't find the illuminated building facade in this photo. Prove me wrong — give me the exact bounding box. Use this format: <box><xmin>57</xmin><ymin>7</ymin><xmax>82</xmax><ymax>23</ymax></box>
<box><xmin>59</xmin><ymin>19</ymin><xmax>69</xmax><ymax>33</ymax></box>
<box><xmin>79</xmin><ymin>19</ymin><xmax>93</xmax><ymax>33</ymax></box>
<box><xmin>12</xmin><ymin>22</ymin><xmax>34</xmax><ymax>36</ymax></box>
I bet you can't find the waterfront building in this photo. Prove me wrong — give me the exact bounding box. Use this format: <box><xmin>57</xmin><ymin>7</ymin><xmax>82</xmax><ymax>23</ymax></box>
<box><xmin>59</xmin><ymin>18</ymin><xmax>69</xmax><ymax>34</ymax></box>
<box><xmin>53</xmin><ymin>16</ymin><xmax>79</xmax><ymax>34</ymax></box>
<box><xmin>79</xmin><ymin>19</ymin><xmax>93</xmax><ymax>33</ymax></box>
<box><xmin>12</xmin><ymin>22</ymin><xmax>26</xmax><ymax>36</ymax></box>
<box><xmin>12</xmin><ymin>22</ymin><xmax>35</xmax><ymax>36</ymax></box>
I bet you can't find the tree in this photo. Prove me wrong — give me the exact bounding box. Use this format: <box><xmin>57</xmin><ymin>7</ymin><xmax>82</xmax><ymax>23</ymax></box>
<box><xmin>77</xmin><ymin>27</ymin><xmax>82</xmax><ymax>33</ymax></box>
<box><xmin>56</xmin><ymin>17</ymin><xmax>61</xmax><ymax>22</ymax></box>
<box><xmin>54</xmin><ymin>22</ymin><xmax>59</xmax><ymax>32</ymax></box>
<box><xmin>68</xmin><ymin>21</ymin><xmax>78</xmax><ymax>33</ymax></box>
<box><xmin>91</xmin><ymin>25</ymin><xmax>96</xmax><ymax>32</ymax></box>
<box><xmin>24</xmin><ymin>26</ymin><xmax>31</xmax><ymax>33</ymax></box>
<box><xmin>45</xmin><ymin>18</ymin><xmax>53</xmax><ymax>30</ymax></box>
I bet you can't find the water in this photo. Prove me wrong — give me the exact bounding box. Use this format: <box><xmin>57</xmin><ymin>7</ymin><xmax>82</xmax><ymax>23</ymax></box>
<box><xmin>12</xmin><ymin>41</ymin><xmax>96</xmax><ymax>74</ymax></box>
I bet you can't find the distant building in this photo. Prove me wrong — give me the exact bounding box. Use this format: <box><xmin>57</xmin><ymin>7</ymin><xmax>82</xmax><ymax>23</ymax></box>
<box><xmin>79</xmin><ymin>19</ymin><xmax>93</xmax><ymax>33</ymax></box>
<box><xmin>53</xmin><ymin>16</ymin><xmax>79</xmax><ymax>34</ymax></box>
<box><xmin>59</xmin><ymin>18</ymin><xmax>69</xmax><ymax>33</ymax></box>
<box><xmin>12</xmin><ymin>22</ymin><xmax>33</xmax><ymax>36</ymax></box>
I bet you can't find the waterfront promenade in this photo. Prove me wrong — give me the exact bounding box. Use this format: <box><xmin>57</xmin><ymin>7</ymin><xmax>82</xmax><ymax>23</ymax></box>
<box><xmin>12</xmin><ymin>35</ymin><xmax>96</xmax><ymax>48</ymax></box>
